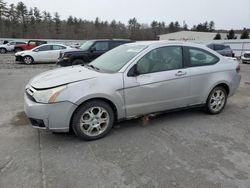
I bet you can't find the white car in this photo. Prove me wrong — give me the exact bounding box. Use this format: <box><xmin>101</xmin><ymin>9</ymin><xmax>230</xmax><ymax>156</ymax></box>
<box><xmin>0</xmin><ymin>41</ymin><xmax>26</xmax><ymax>54</ymax></box>
<box><xmin>241</xmin><ymin>51</ymin><xmax>250</xmax><ymax>64</ymax></box>
<box><xmin>15</xmin><ymin>44</ymin><xmax>72</xmax><ymax>64</ymax></box>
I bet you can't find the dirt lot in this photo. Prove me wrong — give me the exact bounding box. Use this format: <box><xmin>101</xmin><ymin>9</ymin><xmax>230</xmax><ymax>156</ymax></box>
<box><xmin>0</xmin><ymin>54</ymin><xmax>250</xmax><ymax>188</ymax></box>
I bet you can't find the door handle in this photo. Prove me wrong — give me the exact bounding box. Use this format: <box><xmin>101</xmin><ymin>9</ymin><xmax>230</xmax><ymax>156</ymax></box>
<box><xmin>175</xmin><ymin>71</ymin><xmax>187</xmax><ymax>76</ymax></box>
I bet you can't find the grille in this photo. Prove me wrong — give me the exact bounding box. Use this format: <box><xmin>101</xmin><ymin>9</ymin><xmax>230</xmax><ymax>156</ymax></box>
<box><xmin>244</xmin><ymin>53</ymin><xmax>250</xmax><ymax>58</ymax></box>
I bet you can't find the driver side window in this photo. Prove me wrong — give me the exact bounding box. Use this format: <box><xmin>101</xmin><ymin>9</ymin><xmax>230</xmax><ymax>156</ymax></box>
<box><xmin>92</xmin><ymin>42</ymin><xmax>109</xmax><ymax>51</ymax></box>
<box><xmin>137</xmin><ymin>46</ymin><xmax>183</xmax><ymax>74</ymax></box>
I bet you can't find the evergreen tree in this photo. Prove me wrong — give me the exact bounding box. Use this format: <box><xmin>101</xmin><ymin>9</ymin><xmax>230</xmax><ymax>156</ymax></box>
<box><xmin>214</xmin><ymin>33</ymin><xmax>221</xmax><ymax>40</ymax></box>
<box><xmin>227</xmin><ymin>29</ymin><xmax>237</xmax><ymax>39</ymax></box>
<box><xmin>240</xmin><ymin>28</ymin><xmax>249</xmax><ymax>39</ymax></box>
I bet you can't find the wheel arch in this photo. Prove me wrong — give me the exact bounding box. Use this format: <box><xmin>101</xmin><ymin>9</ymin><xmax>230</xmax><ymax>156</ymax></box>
<box><xmin>205</xmin><ymin>82</ymin><xmax>230</xmax><ymax>102</ymax></box>
<box><xmin>69</xmin><ymin>97</ymin><xmax>119</xmax><ymax>130</ymax></box>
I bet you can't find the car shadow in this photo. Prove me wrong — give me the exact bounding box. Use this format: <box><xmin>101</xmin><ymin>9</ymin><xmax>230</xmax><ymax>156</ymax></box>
<box><xmin>45</xmin><ymin>107</ymin><xmax>205</xmax><ymax>142</ymax></box>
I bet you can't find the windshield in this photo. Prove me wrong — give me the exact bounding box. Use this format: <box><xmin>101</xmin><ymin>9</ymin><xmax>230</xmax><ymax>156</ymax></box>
<box><xmin>89</xmin><ymin>44</ymin><xmax>147</xmax><ymax>73</ymax></box>
<box><xmin>80</xmin><ymin>41</ymin><xmax>94</xmax><ymax>51</ymax></box>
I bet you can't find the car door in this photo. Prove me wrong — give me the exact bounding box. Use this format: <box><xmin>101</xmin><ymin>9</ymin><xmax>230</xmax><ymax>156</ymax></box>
<box><xmin>50</xmin><ymin>45</ymin><xmax>67</xmax><ymax>61</ymax></box>
<box><xmin>185</xmin><ymin>47</ymin><xmax>220</xmax><ymax>105</ymax></box>
<box><xmin>6</xmin><ymin>42</ymin><xmax>16</xmax><ymax>51</ymax></box>
<box><xmin>27</xmin><ymin>41</ymin><xmax>36</xmax><ymax>50</ymax></box>
<box><xmin>88</xmin><ymin>41</ymin><xmax>109</xmax><ymax>61</ymax></box>
<box><xmin>123</xmin><ymin>46</ymin><xmax>191</xmax><ymax>117</ymax></box>
<box><xmin>33</xmin><ymin>45</ymin><xmax>52</xmax><ymax>62</ymax></box>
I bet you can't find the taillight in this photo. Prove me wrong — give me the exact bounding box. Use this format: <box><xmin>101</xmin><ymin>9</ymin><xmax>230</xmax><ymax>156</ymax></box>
<box><xmin>236</xmin><ymin>64</ymin><xmax>240</xmax><ymax>73</ymax></box>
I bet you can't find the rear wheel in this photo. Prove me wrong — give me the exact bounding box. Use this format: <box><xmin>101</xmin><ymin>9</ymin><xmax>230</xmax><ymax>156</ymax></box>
<box><xmin>206</xmin><ymin>86</ymin><xmax>227</xmax><ymax>114</ymax></box>
<box><xmin>23</xmin><ymin>56</ymin><xmax>34</xmax><ymax>65</ymax></box>
<box><xmin>0</xmin><ymin>48</ymin><xmax>7</xmax><ymax>54</ymax></box>
<box><xmin>71</xmin><ymin>100</ymin><xmax>114</xmax><ymax>140</ymax></box>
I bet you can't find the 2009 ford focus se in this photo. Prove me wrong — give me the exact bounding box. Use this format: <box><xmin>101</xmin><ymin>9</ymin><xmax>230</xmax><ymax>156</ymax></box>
<box><xmin>24</xmin><ymin>41</ymin><xmax>241</xmax><ymax>140</ymax></box>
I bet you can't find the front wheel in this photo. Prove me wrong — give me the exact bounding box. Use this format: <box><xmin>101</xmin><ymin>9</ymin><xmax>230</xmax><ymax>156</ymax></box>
<box><xmin>71</xmin><ymin>100</ymin><xmax>114</xmax><ymax>140</ymax></box>
<box><xmin>23</xmin><ymin>56</ymin><xmax>34</xmax><ymax>65</ymax></box>
<box><xmin>72</xmin><ymin>59</ymin><xmax>85</xmax><ymax>66</ymax></box>
<box><xmin>206</xmin><ymin>86</ymin><xmax>227</xmax><ymax>114</ymax></box>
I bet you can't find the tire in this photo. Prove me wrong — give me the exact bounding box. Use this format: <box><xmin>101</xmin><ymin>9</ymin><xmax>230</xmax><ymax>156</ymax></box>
<box><xmin>23</xmin><ymin>56</ymin><xmax>34</xmax><ymax>65</ymax></box>
<box><xmin>14</xmin><ymin>48</ymin><xmax>23</xmax><ymax>53</ymax></box>
<box><xmin>71</xmin><ymin>100</ymin><xmax>114</xmax><ymax>140</ymax></box>
<box><xmin>72</xmin><ymin>59</ymin><xmax>85</xmax><ymax>65</ymax></box>
<box><xmin>0</xmin><ymin>48</ymin><xmax>7</xmax><ymax>54</ymax></box>
<box><xmin>206</xmin><ymin>86</ymin><xmax>228</xmax><ymax>114</ymax></box>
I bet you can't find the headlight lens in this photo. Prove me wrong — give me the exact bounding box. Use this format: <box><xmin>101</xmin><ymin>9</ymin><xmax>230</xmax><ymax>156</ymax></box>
<box><xmin>33</xmin><ymin>85</ymin><xmax>67</xmax><ymax>103</ymax></box>
<box><xmin>63</xmin><ymin>56</ymin><xmax>70</xmax><ymax>60</ymax></box>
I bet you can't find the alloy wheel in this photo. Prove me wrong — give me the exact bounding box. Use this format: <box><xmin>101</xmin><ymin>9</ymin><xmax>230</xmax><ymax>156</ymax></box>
<box><xmin>79</xmin><ymin>106</ymin><xmax>110</xmax><ymax>137</ymax></box>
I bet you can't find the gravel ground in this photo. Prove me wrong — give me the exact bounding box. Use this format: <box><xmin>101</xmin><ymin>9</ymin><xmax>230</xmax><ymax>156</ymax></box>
<box><xmin>0</xmin><ymin>54</ymin><xmax>250</xmax><ymax>188</ymax></box>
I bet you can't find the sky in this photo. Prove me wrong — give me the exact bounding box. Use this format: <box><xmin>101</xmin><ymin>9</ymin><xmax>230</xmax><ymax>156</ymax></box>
<box><xmin>5</xmin><ymin>0</ymin><xmax>250</xmax><ymax>30</ymax></box>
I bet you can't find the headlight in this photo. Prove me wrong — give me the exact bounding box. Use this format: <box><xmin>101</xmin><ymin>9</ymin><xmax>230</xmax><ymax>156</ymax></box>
<box><xmin>33</xmin><ymin>85</ymin><xmax>67</xmax><ymax>103</ymax></box>
<box><xmin>63</xmin><ymin>56</ymin><xmax>70</xmax><ymax>60</ymax></box>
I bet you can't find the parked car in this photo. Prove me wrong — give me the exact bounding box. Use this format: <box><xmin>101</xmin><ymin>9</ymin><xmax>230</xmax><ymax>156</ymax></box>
<box><xmin>15</xmin><ymin>44</ymin><xmax>72</xmax><ymax>64</ymax></box>
<box><xmin>241</xmin><ymin>51</ymin><xmax>250</xmax><ymax>64</ymax></box>
<box><xmin>0</xmin><ymin>41</ymin><xmax>26</xmax><ymax>54</ymax></box>
<box><xmin>14</xmin><ymin>40</ymin><xmax>47</xmax><ymax>52</ymax></box>
<box><xmin>207</xmin><ymin>43</ymin><xmax>234</xmax><ymax>57</ymax></box>
<box><xmin>24</xmin><ymin>41</ymin><xmax>241</xmax><ymax>140</ymax></box>
<box><xmin>57</xmin><ymin>39</ymin><xmax>133</xmax><ymax>67</ymax></box>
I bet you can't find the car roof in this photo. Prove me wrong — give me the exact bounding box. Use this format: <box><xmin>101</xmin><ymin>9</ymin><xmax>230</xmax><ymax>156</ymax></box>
<box><xmin>87</xmin><ymin>39</ymin><xmax>132</xmax><ymax>42</ymax></box>
<box><xmin>39</xmin><ymin>43</ymin><xmax>67</xmax><ymax>46</ymax></box>
<box><xmin>124</xmin><ymin>40</ymin><xmax>206</xmax><ymax>49</ymax></box>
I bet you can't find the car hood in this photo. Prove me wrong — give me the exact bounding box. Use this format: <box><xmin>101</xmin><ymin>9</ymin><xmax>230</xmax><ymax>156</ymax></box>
<box><xmin>15</xmin><ymin>50</ymin><xmax>30</xmax><ymax>56</ymax></box>
<box><xmin>29</xmin><ymin>66</ymin><xmax>101</xmax><ymax>89</ymax></box>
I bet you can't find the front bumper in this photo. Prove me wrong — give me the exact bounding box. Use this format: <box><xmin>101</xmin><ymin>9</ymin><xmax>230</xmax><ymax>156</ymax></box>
<box><xmin>24</xmin><ymin>93</ymin><xmax>78</xmax><ymax>132</ymax></box>
<box><xmin>15</xmin><ymin>55</ymin><xmax>23</xmax><ymax>62</ymax></box>
<box><xmin>241</xmin><ymin>57</ymin><xmax>250</xmax><ymax>63</ymax></box>
<box><xmin>57</xmin><ymin>58</ymin><xmax>72</xmax><ymax>67</ymax></box>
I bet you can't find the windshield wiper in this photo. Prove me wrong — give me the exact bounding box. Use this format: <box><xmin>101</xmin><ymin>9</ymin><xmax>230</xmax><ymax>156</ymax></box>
<box><xmin>84</xmin><ymin>64</ymin><xmax>100</xmax><ymax>71</ymax></box>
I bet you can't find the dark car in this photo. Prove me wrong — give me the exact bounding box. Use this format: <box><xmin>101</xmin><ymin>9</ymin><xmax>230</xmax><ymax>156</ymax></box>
<box><xmin>207</xmin><ymin>43</ymin><xmax>234</xmax><ymax>57</ymax></box>
<box><xmin>57</xmin><ymin>39</ymin><xmax>133</xmax><ymax>67</ymax></box>
<box><xmin>14</xmin><ymin>40</ymin><xmax>47</xmax><ymax>52</ymax></box>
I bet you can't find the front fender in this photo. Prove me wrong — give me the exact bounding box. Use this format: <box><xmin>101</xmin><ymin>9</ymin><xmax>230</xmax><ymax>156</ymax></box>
<box><xmin>74</xmin><ymin>93</ymin><xmax>126</xmax><ymax>120</ymax></box>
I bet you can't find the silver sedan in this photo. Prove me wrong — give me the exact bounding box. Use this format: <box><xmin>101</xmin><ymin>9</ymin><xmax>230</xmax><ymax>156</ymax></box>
<box><xmin>24</xmin><ymin>41</ymin><xmax>241</xmax><ymax>140</ymax></box>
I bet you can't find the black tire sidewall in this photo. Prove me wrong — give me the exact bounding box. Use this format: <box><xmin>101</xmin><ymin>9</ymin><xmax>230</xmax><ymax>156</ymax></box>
<box><xmin>206</xmin><ymin>86</ymin><xmax>227</xmax><ymax>114</ymax></box>
<box><xmin>72</xmin><ymin>100</ymin><xmax>114</xmax><ymax>140</ymax></box>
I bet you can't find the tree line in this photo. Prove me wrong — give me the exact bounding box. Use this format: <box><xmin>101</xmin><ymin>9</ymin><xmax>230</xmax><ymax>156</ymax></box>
<box><xmin>0</xmin><ymin>0</ymin><xmax>249</xmax><ymax>40</ymax></box>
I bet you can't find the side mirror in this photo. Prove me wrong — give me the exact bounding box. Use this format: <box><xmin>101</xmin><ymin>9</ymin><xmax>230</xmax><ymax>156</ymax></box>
<box><xmin>127</xmin><ymin>64</ymin><xmax>140</xmax><ymax>77</ymax></box>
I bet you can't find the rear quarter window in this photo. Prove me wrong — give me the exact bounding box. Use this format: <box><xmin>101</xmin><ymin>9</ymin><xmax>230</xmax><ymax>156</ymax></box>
<box><xmin>188</xmin><ymin>47</ymin><xmax>219</xmax><ymax>66</ymax></box>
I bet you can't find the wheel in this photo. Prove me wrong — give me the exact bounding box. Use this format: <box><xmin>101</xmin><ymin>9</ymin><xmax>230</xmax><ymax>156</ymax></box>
<box><xmin>0</xmin><ymin>48</ymin><xmax>7</xmax><ymax>54</ymax></box>
<box><xmin>71</xmin><ymin>100</ymin><xmax>114</xmax><ymax>140</ymax></box>
<box><xmin>14</xmin><ymin>48</ymin><xmax>22</xmax><ymax>53</ymax></box>
<box><xmin>72</xmin><ymin>59</ymin><xmax>85</xmax><ymax>65</ymax></box>
<box><xmin>23</xmin><ymin>56</ymin><xmax>34</xmax><ymax>65</ymax></box>
<box><xmin>206</xmin><ymin>86</ymin><xmax>227</xmax><ymax>114</ymax></box>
